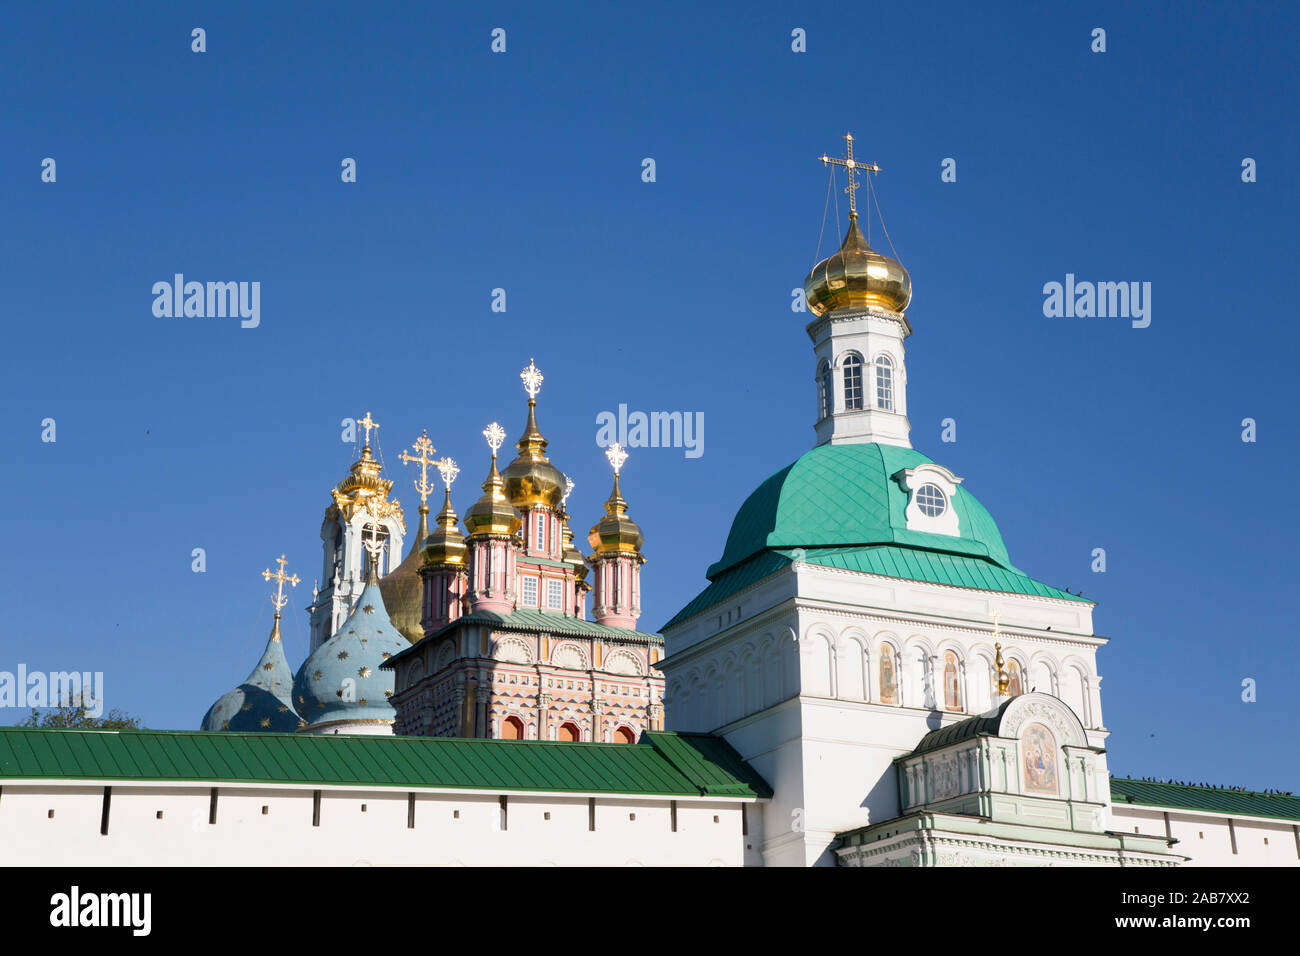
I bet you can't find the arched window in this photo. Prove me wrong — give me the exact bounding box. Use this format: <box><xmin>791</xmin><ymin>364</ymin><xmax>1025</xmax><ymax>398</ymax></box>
<box><xmin>878</xmin><ymin>645</ymin><xmax>897</xmax><ymax>704</ymax></box>
<box><xmin>534</xmin><ymin>512</ymin><xmax>547</xmax><ymax>552</ymax></box>
<box><xmin>501</xmin><ymin>716</ymin><xmax>524</xmax><ymax>740</ymax></box>
<box><xmin>843</xmin><ymin>354</ymin><xmax>864</xmax><ymax>410</ymax></box>
<box><xmin>817</xmin><ymin>360</ymin><xmax>832</xmax><ymax>419</ymax></box>
<box><xmin>557</xmin><ymin>721</ymin><xmax>580</xmax><ymax>742</ymax></box>
<box><xmin>943</xmin><ymin>651</ymin><xmax>962</xmax><ymax>712</ymax></box>
<box><xmin>614</xmin><ymin>726</ymin><xmax>636</xmax><ymax>744</ymax></box>
<box><xmin>875</xmin><ymin>355</ymin><xmax>894</xmax><ymax>411</ymax></box>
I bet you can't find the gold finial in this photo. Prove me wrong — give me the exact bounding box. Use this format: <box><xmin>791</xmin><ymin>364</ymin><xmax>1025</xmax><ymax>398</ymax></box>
<box><xmin>605</xmin><ymin>442</ymin><xmax>629</xmax><ymax>475</ymax></box>
<box><xmin>398</xmin><ymin>430</ymin><xmax>438</xmax><ymax>508</ymax></box>
<box><xmin>436</xmin><ymin>456</ymin><xmax>460</xmax><ymax>490</ymax></box>
<box><xmin>520</xmin><ymin>359</ymin><xmax>544</xmax><ymax>400</ymax></box>
<box><xmin>483</xmin><ymin>422</ymin><xmax>507</xmax><ymax>455</ymax></box>
<box><xmin>358</xmin><ymin>411</ymin><xmax>380</xmax><ymax>450</ymax></box>
<box><xmin>819</xmin><ymin>131</ymin><xmax>880</xmax><ymax>220</ymax></box>
<box><xmin>262</xmin><ymin>555</ymin><xmax>300</xmax><ymax>617</ymax></box>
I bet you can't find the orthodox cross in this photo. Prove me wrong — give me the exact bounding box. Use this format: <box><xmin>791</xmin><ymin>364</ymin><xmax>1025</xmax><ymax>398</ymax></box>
<box><xmin>605</xmin><ymin>442</ymin><xmax>629</xmax><ymax>475</ymax></box>
<box><xmin>399</xmin><ymin>430</ymin><xmax>438</xmax><ymax>507</ymax></box>
<box><xmin>358</xmin><ymin>411</ymin><xmax>380</xmax><ymax>449</ymax></box>
<box><xmin>362</xmin><ymin>519</ymin><xmax>384</xmax><ymax>561</ymax></box>
<box><xmin>520</xmin><ymin>359</ymin><xmax>544</xmax><ymax>400</ymax></box>
<box><xmin>483</xmin><ymin>422</ymin><xmax>506</xmax><ymax>455</ymax></box>
<box><xmin>819</xmin><ymin>132</ymin><xmax>880</xmax><ymax>220</ymax></box>
<box><xmin>262</xmin><ymin>554</ymin><xmax>300</xmax><ymax>615</ymax></box>
<box><xmin>437</xmin><ymin>456</ymin><xmax>460</xmax><ymax>491</ymax></box>
<box><xmin>562</xmin><ymin>475</ymin><xmax>575</xmax><ymax>509</ymax></box>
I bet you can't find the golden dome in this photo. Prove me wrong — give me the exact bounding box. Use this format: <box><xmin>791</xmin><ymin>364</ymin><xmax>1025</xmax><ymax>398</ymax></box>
<box><xmin>378</xmin><ymin>505</ymin><xmax>429</xmax><ymax>643</ymax></box>
<box><xmin>465</xmin><ymin>452</ymin><xmax>522</xmax><ymax>538</ymax></box>
<box><xmin>502</xmin><ymin>400</ymin><xmax>566</xmax><ymax>511</ymax></box>
<box><xmin>588</xmin><ymin>473</ymin><xmax>644</xmax><ymax>555</ymax></box>
<box><xmin>422</xmin><ymin>489</ymin><xmax>468</xmax><ymax>567</ymax></box>
<box><xmin>804</xmin><ymin>216</ymin><xmax>911</xmax><ymax>316</ymax></box>
<box><xmin>328</xmin><ymin>443</ymin><xmax>405</xmax><ymax>528</ymax></box>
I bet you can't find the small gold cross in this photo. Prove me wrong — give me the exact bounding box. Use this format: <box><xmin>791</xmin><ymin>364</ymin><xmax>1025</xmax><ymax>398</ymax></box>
<box><xmin>398</xmin><ymin>430</ymin><xmax>438</xmax><ymax>506</ymax></box>
<box><xmin>262</xmin><ymin>555</ymin><xmax>300</xmax><ymax>613</ymax></box>
<box><xmin>819</xmin><ymin>132</ymin><xmax>880</xmax><ymax>220</ymax></box>
<box><xmin>358</xmin><ymin>411</ymin><xmax>380</xmax><ymax>448</ymax></box>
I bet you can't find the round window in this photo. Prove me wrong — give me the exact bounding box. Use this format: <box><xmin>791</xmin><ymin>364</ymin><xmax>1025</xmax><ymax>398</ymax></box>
<box><xmin>915</xmin><ymin>483</ymin><xmax>947</xmax><ymax>517</ymax></box>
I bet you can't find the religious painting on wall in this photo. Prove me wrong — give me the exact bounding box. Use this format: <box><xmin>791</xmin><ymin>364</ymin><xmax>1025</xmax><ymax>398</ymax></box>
<box><xmin>1007</xmin><ymin>659</ymin><xmax>1024</xmax><ymax>697</ymax></box>
<box><xmin>943</xmin><ymin>651</ymin><xmax>961</xmax><ymax>711</ymax></box>
<box><xmin>1020</xmin><ymin>722</ymin><xmax>1058</xmax><ymax>794</ymax></box>
<box><xmin>879</xmin><ymin>645</ymin><xmax>897</xmax><ymax>704</ymax></box>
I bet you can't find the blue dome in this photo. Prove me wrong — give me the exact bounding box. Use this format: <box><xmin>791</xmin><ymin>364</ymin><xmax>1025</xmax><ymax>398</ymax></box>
<box><xmin>292</xmin><ymin>578</ymin><xmax>405</xmax><ymax>731</ymax></box>
<box><xmin>201</xmin><ymin>617</ymin><xmax>301</xmax><ymax>732</ymax></box>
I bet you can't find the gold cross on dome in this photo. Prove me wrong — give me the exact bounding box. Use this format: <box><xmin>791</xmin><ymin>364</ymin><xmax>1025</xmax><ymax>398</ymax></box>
<box><xmin>605</xmin><ymin>443</ymin><xmax>629</xmax><ymax>475</ymax></box>
<box><xmin>362</xmin><ymin>520</ymin><xmax>384</xmax><ymax>558</ymax></box>
<box><xmin>520</xmin><ymin>359</ymin><xmax>544</xmax><ymax>400</ymax></box>
<box><xmin>358</xmin><ymin>411</ymin><xmax>380</xmax><ymax>449</ymax></box>
<box><xmin>820</xmin><ymin>132</ymin><xmax>880</xmax><ymax>220</ymax></box>
<box><xmin>436</xmin><ymin>456</ymin><xmax>460</xmax><ymax>490</ymax></box>
<box><xmin>483</xmin><ymin>422</ymin><xmax>506</xmax><ymax>455</ymax></box>
<box><xmin>399</xmin><ymin>430</ymin><xmax>438</xmax><ymax>506</ymax></box>
<box><xmin>262</xmin><ymin>555</ymin><xmax>300</xmax><ymax>613</ymax></box>
<box><xmin>562</xmin><ymin>475</ymin><xmax>575</xmax><ymax>508</ymax></box>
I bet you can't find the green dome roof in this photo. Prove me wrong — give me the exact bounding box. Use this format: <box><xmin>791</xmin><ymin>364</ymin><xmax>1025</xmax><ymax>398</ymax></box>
<box><xmin>707</xmin><ymin>443</ymin><xmax>1015</xmax><ymax>579</ymax></box>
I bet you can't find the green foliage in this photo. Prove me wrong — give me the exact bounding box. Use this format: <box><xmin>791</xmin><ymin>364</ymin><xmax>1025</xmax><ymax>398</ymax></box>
<box><xmin>18</xmin><ymin>693</ymin><xmax>142</xmax><ymax>730</ymax></box>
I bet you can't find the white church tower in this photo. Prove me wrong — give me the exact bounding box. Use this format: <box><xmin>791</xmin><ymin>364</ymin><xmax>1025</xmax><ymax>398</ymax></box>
<box><xmin>658</xmin><ymin>136</ymin><xmax>1172</xmax><ymax>868</ymax></box>
<box><xmin>307</xmin><ymin>412</ymin><xmax>406</xmax><ymax>653</ymax></box>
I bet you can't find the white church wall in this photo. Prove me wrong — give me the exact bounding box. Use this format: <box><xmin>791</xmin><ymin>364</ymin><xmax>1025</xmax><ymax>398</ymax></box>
<box><xmin>0</xmin><ymin>781</ymin><xmax>752</xmax><ymax>867</ymax></box>
<box><xmin>1109</xmin><ymin>804</ymin><xmax>1300</xmax><ymax>867</ymax></box>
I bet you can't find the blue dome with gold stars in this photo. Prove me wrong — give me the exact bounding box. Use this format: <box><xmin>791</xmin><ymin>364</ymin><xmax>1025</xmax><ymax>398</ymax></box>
<box><xmin>201</xmin><ymin>616</ymin><xmax>301</xmax><ymax>732</ymax></box>
<box><xmin>292</xmin><ymin>565</ymin><xmax>405</xmax><ymax>733</ymax></box>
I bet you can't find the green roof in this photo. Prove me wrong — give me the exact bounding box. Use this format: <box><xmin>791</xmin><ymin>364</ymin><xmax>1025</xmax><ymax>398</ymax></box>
<box><xmin>707</xmin><ymin>443</ymin><xmax>1014</xmax><ymax>579</ymax></box>
<box><xmin>384</xmin><ymin>608</ymin><xmax>662</xmax><ymax>669</ymax></box>
<box><xmin>664</xmin><ymin>546</ymin><xmax>1086</xmax><ymax>630</ymax></box>
<box><xmin>904</xmin><ymin>698</ymin><xmax>1013</xmax><ymax>757</ymax></box>
<box><xmin>0</xmin><ymin>726</ymin><xmax>770</xmax><ymax>799</ymax></box>
<box><xmin>665</xmin><ymin>443</ymin><xmax>1086</xmax><ymax>630</ymax></box>
<box><xmin>1110</xmin><ymin>777</ymin><xmax>1300</xmax><ymax>822</ymax></box>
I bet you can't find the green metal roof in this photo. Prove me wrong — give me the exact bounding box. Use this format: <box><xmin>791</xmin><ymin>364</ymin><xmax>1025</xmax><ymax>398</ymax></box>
<box><xmin>385</xmin><ymin>608</ymin><xmax>663</xmax><ymax>669</ymax></box>
<box><xmin>663</xmin><ymin>545</ymin><xmax>1086</xmax><ymax>630</ymax></box>
<box><xmin>1110</xmin><ymin>777</ymin><xmax>1300</xmax><ymax>822</ymax></box>
<box><xmin>0</xmin><ymin>726</ymin><xmax>769</xmax><ymax>799</ymax></box>
<box><xmin>707</xmin><ymin>443</ymin><xmax>1015</xmax><ymax>579</ymax></box>
<box><xmin>904</xmin><ymin>698</ymin><xmax>1013</xmax><ymax>758</ymax></box>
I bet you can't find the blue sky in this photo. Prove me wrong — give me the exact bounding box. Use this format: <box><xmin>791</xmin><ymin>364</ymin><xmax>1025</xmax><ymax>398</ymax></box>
<box><xmin>2</xmin><ymin>2</ymin><xmax>1296</xmax><ymax>791</ymax></box>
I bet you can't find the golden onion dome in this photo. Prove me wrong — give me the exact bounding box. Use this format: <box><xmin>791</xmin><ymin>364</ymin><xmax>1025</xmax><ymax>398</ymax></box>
<box><xmin>378</xmin><ymin>505</ymin><xmax>428</xmax><ymax>643</ymax></box>
<box><xmin>804</xmin><ymin>216</ymin><xmax>911</xmax><ymax>316</ymax></box>
<box><xmin>422</xmin><ymin>489</ymin><xmax>468</xmax><ymax>567</ymax></box>
<box><xmin>501</xmin><ymin>400</ymin><xmax>566</xmax><ymax>510</ymax></box>
<box><xmin>465</xmin><ymin>453</ymin><xmax>522</xmax><ymax>538</ymax></box>
<box><xmin>588</xmin><ymin>473</ymin><xmax>644</xmax><ymax>555</ymax></box>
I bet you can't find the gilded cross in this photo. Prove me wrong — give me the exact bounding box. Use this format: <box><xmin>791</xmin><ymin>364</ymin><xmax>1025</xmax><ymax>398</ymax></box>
<box><xmin>399</xmin><ymin>430</ymin><xmax>438</xmax><ymax>506</ymax></box>
<box><xmin>358</xmin><ymin>412</ymin><xmax>380</xmax><ymax>448</ymax></box>
<box><xmin>436</xmin><ymin>456</ymin><xmax>460</xmax><ymax>490</ymax></box>
<box><xmin>262</xmin><ymin>555</ymin><xmax>300</xmax><ymax>613</ymax></box>
<box><xmin>819</xmin><ymin>132</ymin><xmax>880</xmax><ymax>220</ymax></box>
<box><xmin>362</xmin><ymin>520</ymin><xmax>384</xmax><ymax>558</ymax></box>
<box><xmin>605</xmin><ymin>442</ymin><xmax>629</xmax><ymax>475</ymax></box>
<box><xmin>562</xmin><ymin>475</ymin><xmax>575</xmax><ymax>508</ymax></box>
<box><xmin>483</xmin><ymin>422</ymin><xmax>506</xmax><ymax>455</ymax></box>
<box><xmin>520</xmin><ymin>359</ymin><xmax>544</xmax><ymax>400</ymax></box>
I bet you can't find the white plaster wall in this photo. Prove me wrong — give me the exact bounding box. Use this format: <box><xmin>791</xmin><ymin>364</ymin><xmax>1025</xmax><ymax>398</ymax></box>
<box><xmin>1110</xmin><ymin>804</ymin><xmax>1300</xmax><ymax>867</ymax></box>
<box><xmin>0</xmin><ymin>782</ymin><xmax>750</xmax><ymax>867</ymax></box>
